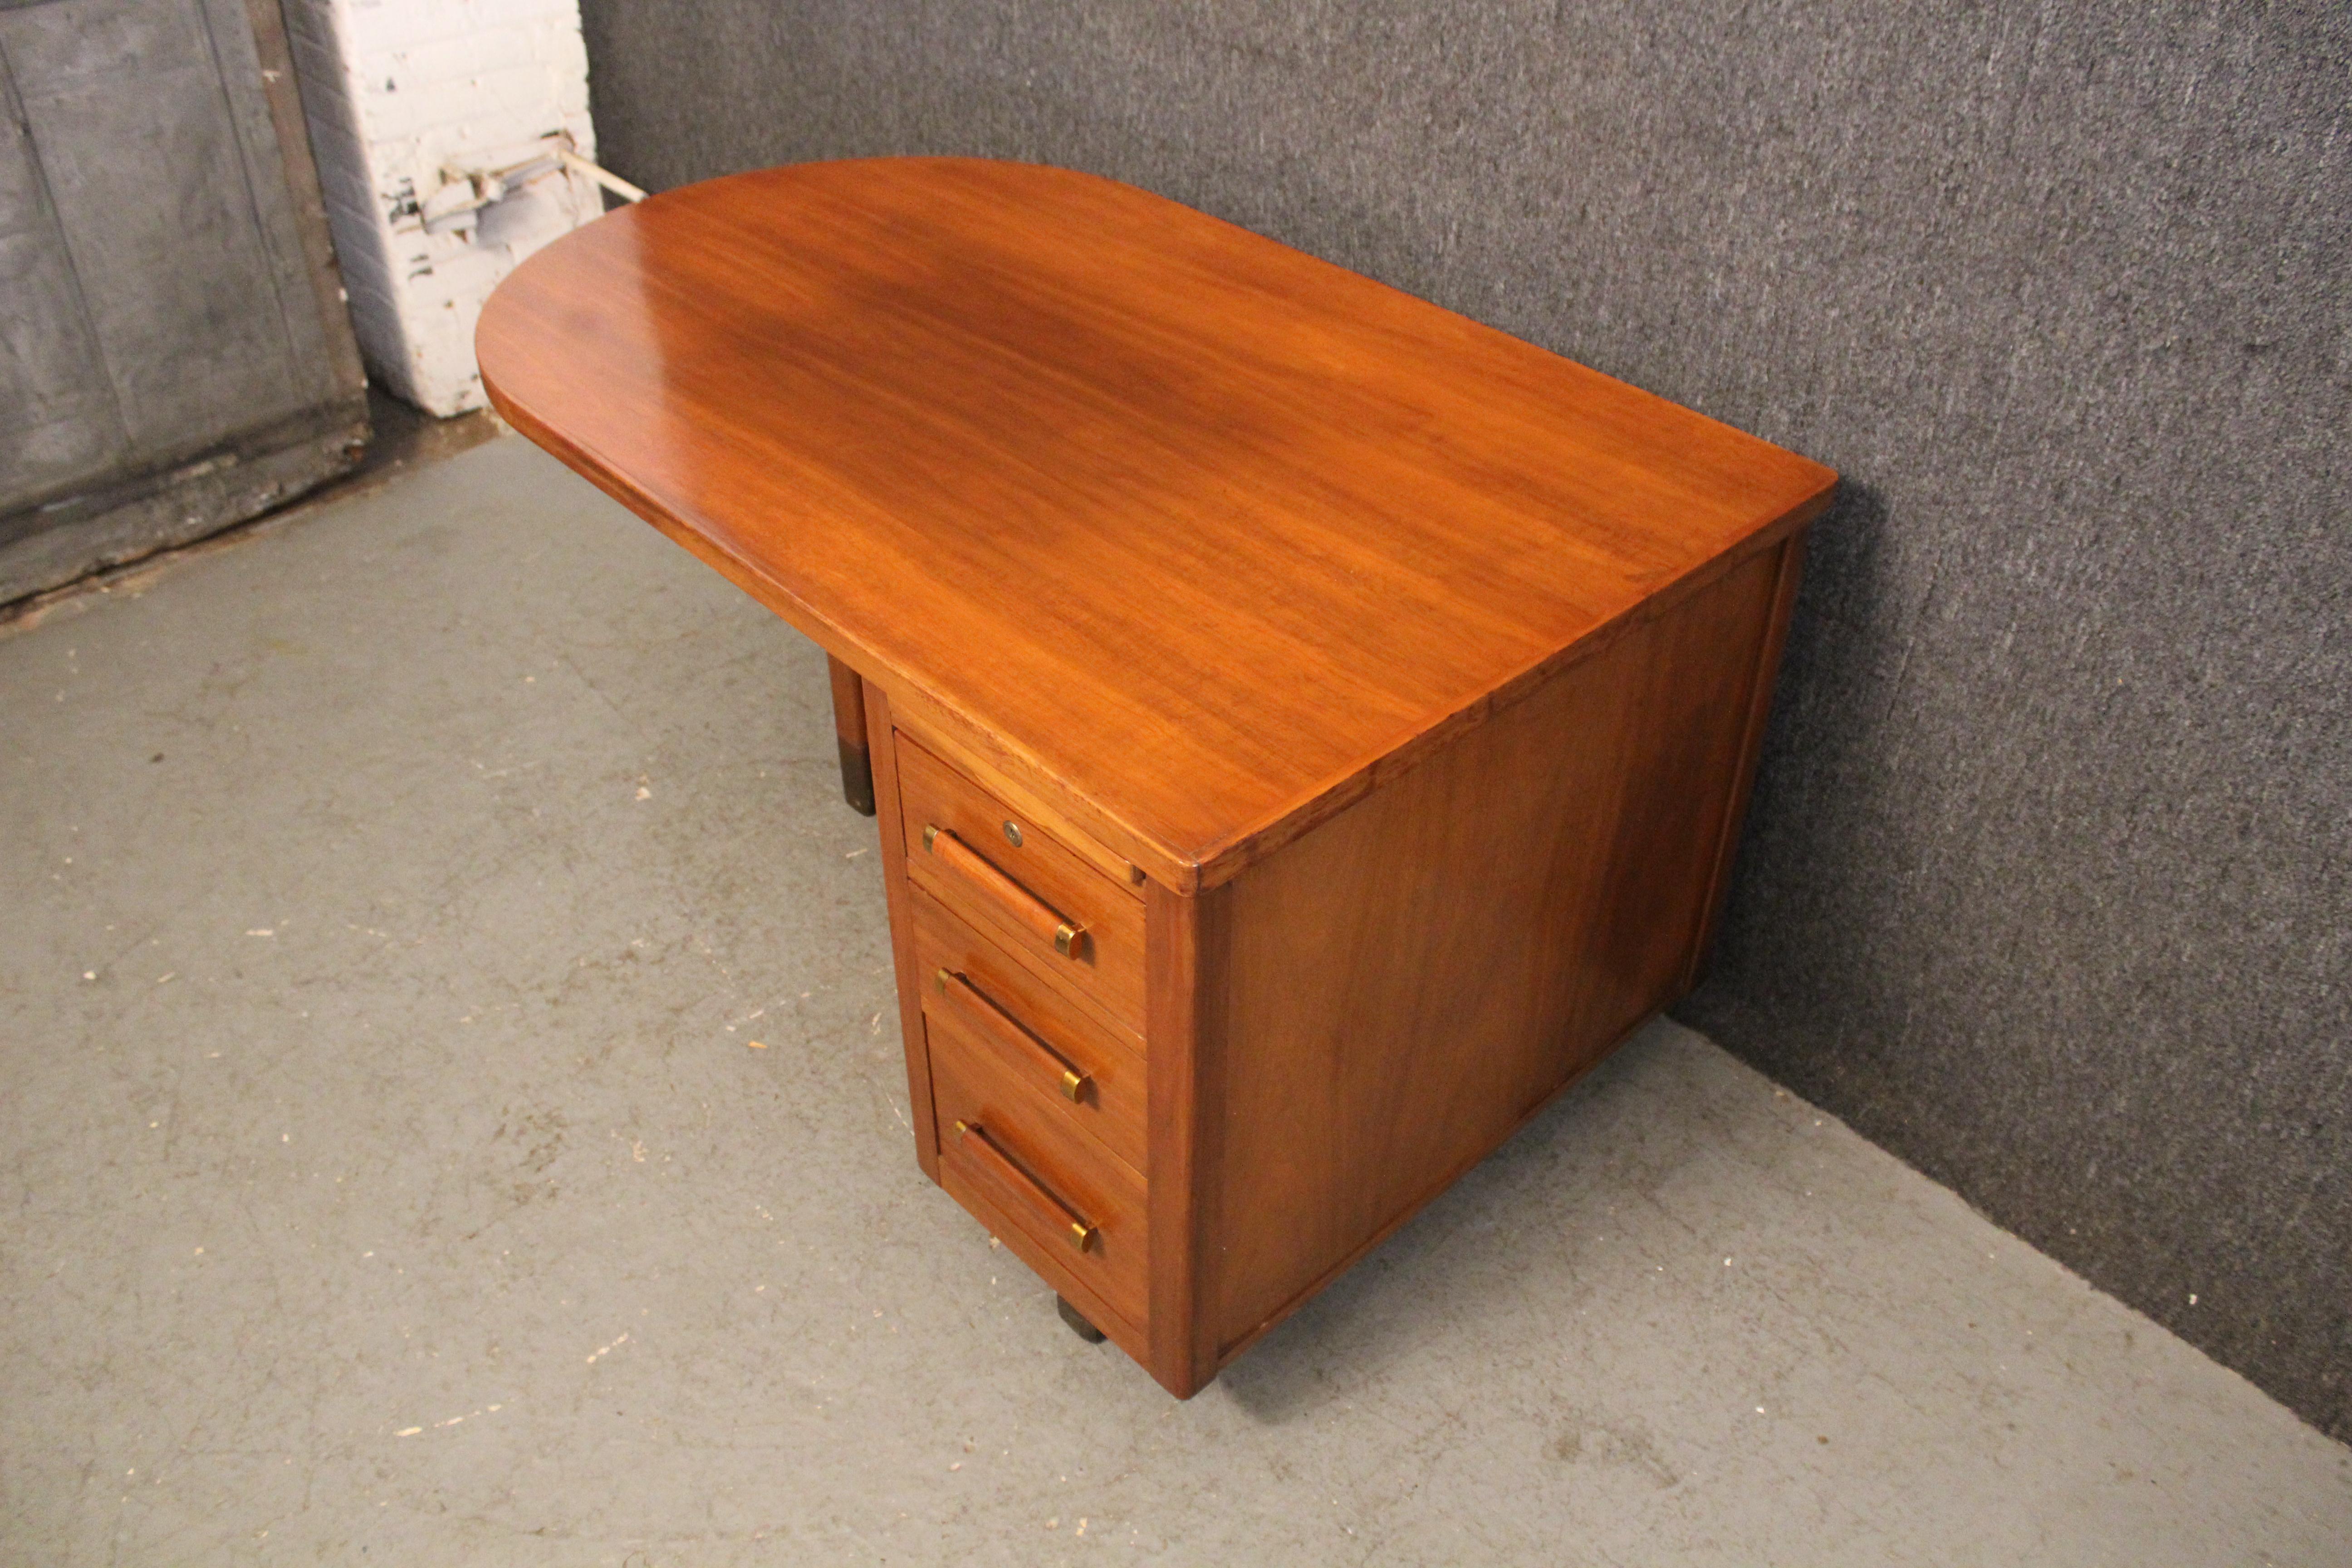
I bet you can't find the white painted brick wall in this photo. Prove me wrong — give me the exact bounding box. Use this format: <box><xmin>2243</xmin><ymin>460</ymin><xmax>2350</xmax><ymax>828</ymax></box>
<box><xmin>284</xmin><ymin>0</ymin><xmax>603</xmax><ymax>416</ymax></box>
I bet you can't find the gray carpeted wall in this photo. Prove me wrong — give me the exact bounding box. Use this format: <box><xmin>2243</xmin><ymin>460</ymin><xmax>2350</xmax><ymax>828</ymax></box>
<box><xmin>570</xmin><ymin>0</ymin><xmax>2351</xmax><ymax>1437</ymax></box>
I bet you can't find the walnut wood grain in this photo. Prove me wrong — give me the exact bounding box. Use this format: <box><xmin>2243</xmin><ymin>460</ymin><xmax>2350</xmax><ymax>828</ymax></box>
<box><xmin>932</xmin><ymin>1022</ymin><xmax>1150</xmax><ymax>1340</ymax></box>
<box><xmin>1683</xmin><ymin>533</ymin><xmax>1809</xmax><ymax>992</ymax></box>
<box><xmin>925</xmin><ymin>829</ymin><xmax>1081</xmax><ymax>951</ymax></box>
<box><xmin>887</xmin><ymin>686</ymin><xmax>1151</xmax><ymax>893</ymax></box>
<box><xmin>476</xmin><ymin>157</ymin><xmax>1835</xmax><ymax>893</ymax></box>
<box><xmin>862</xmin><ymin>682</ymin><xmax>938</xmax><ymax>1181</ymax></box>
<box><xmin>915</xmin><ymin>888</ymin><xmax>1148</xmax><ymax>1175</ymax></box>
<box><xmin>1198</xmin><ymin>546</ymin><xmax>1790</xmax><ymax>1362</ymax></box>
<box><xmin>1144</xmin><ymin>878</ymin><xmax>1225</xmax><ymax>1397</ymax></box>
<box><xmin>896</xmin><ymin>732</ymin><xmax>1147</xmax><ymax>1033</ymax></box>
<box><xmin>478</xmin><ymin>157</ymin><xmax>1836</xmax><ymax>1400</ymax></box>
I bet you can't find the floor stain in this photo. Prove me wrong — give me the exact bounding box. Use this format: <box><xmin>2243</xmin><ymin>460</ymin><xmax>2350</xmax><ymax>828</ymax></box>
<box><xmin>1549</xmin><ymin>1408</ymin><xmax>1680</xmax><ymax>1490</ymax></box>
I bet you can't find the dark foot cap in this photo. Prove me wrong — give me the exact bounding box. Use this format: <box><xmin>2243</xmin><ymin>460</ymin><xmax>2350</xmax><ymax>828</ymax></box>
<box><xmin>836</xmin><ymin>740</ymin><xmax>877</xmax><ymax>816</ymax></box>
<box><xmin>1056</xmin><ymin>1294</ymin><xmax>1107</xmax><ymax>1343</ymax></box>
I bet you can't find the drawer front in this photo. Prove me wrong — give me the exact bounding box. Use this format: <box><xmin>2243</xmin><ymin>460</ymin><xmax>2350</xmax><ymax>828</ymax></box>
<box><xmin>931</xmin><ymin>1021</ymin><xmax>1149</xmax><ymax>1333</ymax></box>
<box><xmin>896</xmin><ymin>733</ymin><xmax>1146</xmax><ymax>1032</ymax></box>
<box><xmin>914</xmin><ymin>888</ymin><xmax>1147</xmax><ymax>1175</ymax></box>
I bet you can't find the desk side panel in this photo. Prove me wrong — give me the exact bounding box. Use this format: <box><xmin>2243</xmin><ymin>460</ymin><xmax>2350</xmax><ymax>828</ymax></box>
<box><xmin>864</xmin><ymin>683</ymin><xmax>940</xmax><ymax>1181</ymax></box>
<box><xmin>1205</xmin><ymin>539</ymin><xmax>1795</xmax><ymax>1361</ymax></box>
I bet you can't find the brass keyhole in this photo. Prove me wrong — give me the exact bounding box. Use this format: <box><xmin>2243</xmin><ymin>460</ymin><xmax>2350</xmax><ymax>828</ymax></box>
<box><xmin>1002</xmin><ymin>820</ymin><xmax>1023</xmax><ymax>847</ymax></box>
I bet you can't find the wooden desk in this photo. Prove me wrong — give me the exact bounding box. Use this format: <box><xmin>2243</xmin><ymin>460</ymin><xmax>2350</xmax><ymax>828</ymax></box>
<box><xmin>477</xmin><ymin>158</ymin><xmax>1835</xmax><ymax>1397</ymax></box>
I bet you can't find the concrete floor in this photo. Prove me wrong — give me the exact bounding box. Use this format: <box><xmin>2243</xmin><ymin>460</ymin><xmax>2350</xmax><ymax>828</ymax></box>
<box><xmin>4</xmin><ymin>436</ymin><xmax>2347</xmax><ymax>1568</ymax></box>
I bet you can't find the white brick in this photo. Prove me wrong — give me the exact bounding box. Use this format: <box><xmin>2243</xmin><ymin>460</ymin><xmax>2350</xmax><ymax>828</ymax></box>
<box><xmin>284</xmin><ymin>0</ymin><xmax>605</xmax><ymax>415</ymax></box>
<box><xmin>379</xmin><ymin>29</ymin><xmax>544</xmax><ymax>84</ymax></box>
<box><xmin>343</xmin><ymin>0</ymin><xmax>581</xmax><ymax>54</ymax></box>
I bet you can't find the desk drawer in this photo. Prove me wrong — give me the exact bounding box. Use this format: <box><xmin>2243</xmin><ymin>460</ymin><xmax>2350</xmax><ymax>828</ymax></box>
<box><xmin>896</xmin><ymin>733</ymin><xmax>1146</xmax><ymax>1033</ymax></box>
<box><xmin>930</xmin><ymin>1014</ymin><xmax>1149</xmax><ymax>1335</ymax></box>
<box><xmin>914</xmin><ymin>888</ymin><xmax>1147</xmax><ymax>1174</ymax></box>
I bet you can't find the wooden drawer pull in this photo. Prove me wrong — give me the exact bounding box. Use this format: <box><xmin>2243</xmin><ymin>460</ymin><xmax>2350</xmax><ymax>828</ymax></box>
<box><xmin>922</xmin><ymin>824</ymin><xmax>1087</xmax><ymax>957</ymax></box>
<box><xmin>952</xmin><ymin>1119</ymin><xmax>1098</xmax><ymax>1251</ymax></box>
<box><xmin>935</xmin><ymin>968</ymin><xmax>1090</xmax><ymax>1102</ymax></box>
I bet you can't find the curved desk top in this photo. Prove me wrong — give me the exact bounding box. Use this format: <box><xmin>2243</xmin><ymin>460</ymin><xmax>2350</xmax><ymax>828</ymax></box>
<box><xmin>477</xmin><ymin>158</ymin><xmax>1833</xmax><ymax>891</ymax></box>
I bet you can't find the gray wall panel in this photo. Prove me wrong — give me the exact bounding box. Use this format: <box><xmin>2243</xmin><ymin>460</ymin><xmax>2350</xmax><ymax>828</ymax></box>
<box><xmin>0</xmin><ymin>46</ymin><xmax>122</xmax><ymax>514</ymax></box>
<box><xmin>0</xmin><ymin>0</ymin><xmax>365</xmax><ymax>598</ymax></box>
<box><xmin>573</xmin><ymin>0</ymin><xmax>2352</xmax><ymax>1435</ymax></box>
<box><xmin>6</xmin><ymin>0</ymin><xmax>305</xmax><ymax>453</ymax></box>
<box><xmin>201</xmin><ymin>0</ymin><xmax>347</xmax><ymax>405</ymax></box>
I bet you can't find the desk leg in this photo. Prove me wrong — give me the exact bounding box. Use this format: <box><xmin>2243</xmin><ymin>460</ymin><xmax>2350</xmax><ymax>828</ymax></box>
<box><xmin>827</xmin><ymin>654</ymin><xmax>877</xmax><ymax>815</ymax></box>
